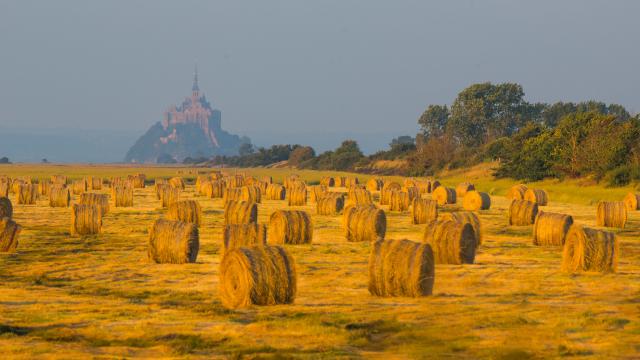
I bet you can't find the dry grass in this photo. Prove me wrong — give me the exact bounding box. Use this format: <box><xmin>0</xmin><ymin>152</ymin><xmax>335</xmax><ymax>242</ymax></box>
<box><xmin>0</xmin><ymin>164</ymin><xmax>639</xmax><ymax>358</ymax></box>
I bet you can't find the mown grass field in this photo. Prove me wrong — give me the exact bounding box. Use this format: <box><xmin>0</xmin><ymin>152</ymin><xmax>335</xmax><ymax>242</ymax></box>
<box><xmin>1</xmin><ymin>163</ymin><xmax>639</xmax><ymax>359</ymax></box>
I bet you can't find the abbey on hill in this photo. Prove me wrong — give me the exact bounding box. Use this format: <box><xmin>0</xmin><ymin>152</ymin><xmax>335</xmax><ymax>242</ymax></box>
<box><xmin>125</xmin><ymin>69</ymin><xmax>249</xmax><ymax>163</ymax></box>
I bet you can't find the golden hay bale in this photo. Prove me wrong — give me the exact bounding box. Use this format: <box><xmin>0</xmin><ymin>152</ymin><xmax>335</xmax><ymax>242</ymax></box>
<box><xmin>441</xmin><ymin>211</ymin><xmax>482</xmax><ymax>246</ymax></box>
<box><xmin>268</xmin><ymin>210</ymin><xmax>313</xmax><ymax>245</ymax></box>
<box><xmin>283</xmin><ymin>175</ymin><xmax>301</xmax><ymax>189</ymax></box>
<box><xmin>317</xmin><ymin>193</ymin><xmax>345</xmax><ymax>215</ymax></box>
<box><xmin>195</xmin><ymin>175</ymin><xmax>211</xmax><ymax>194</ymax></box>
<box><xmin>532</xmin><ymin>211</ymin><xmax>573</xmax><ymax>246</ymax></box>
<box><xmin>109</xmin><ymin>177</ymin><xmax>127</xmax><ymax>189</ymax></box>
<box><xmin>430</xmin><ymin>180</ymin><xmax>441</xmax><ymax>192</ymax></box>
<box><xmin>455</xmin><ymin>182</ymin><xmax>475</xmax><ymax>198</ymax></box>
<box><xmin>224</xmin><ymin>200</ymin><xmax>258</xmax><ymax>225</ymax></box>
<box><xmin>80</xmin><ymin>193</ymin><xmax>110</xmax><ymax>215</ymax></box>
<box><xmin>154</xmin><ymin>177</ymin><xmax>168</xmax><ymax>186</ymax></box>
<box><xmin>506</xmin><ymin>184</ymin><xmax>528</xmax><ymax>200</ymax></box>
<box><xmin>380</xmin><ymin>182</ymin><xmax>402</xmax><ymax>205</ymax></box>
<box><xmin>169</xmin><ymin>177</ymin><xmax>185</xmax><ymax>189</ymax></box>
<box><xmin>147</xmin><ymin>219</ymin><xmax>199</xmax><ymax>264</ymax></box>
<box><xmin>320</xmin><ymin>177</ymin><xmax>335</xmax><ymax>187</ymax></box>
<box><xmin>17</xmin><ymin>184</ymin><xmax>38</xmax><ymax>205</ymax></box>
<box><xmin>366</xmin><ymin>178</ymin><xmax>383</xmax><ymax>192</ymax></box>
<box><xmin>403</xmin><ymin>178</ymin><xmax>416</xmax><ymax>188</ymax></box>
<box><xmin>623</xmin><ymin>192</ymin><xmax>640</xmax><ymax>211</ymax></box>
<box><xmin>261</xmin><ymin>176</ymin><xmax>273</xmax><ymax>185</ymax></box>
<box><xmin>368</xmin><ymin>239</ymin><xmax>434</xmax><ymax>297</ymax></box>
<box><xmin>265</xmin><ymin>184</ymin><xmax>286</xmax><ymax>200</ymax></box>
<box><xmin>51</xmin><ymin>175</ymin><xmax>67</xmax><ymax>185</ymax></box>
<box><xmin>0</xmin><ymin>217</ymin><xmax>21</xmax><ymax>253</ymax></box>
<box><xmin>154</xmin><ymin>183</ymin><xmax>167</xmax><ymax>200</ymax></box>
<box><xmin>38</xmin><ymin>180</ymin><xmax>51</xmax><ymax>196</ymax></box>
<box><xmin>462</xmin><ymin>191</ymin><xmax>491</xmax><ymax>211</ymax></box>
<box><xmin>159</xmin><ymin>186</ymin><xmax>181</xmax><ymax>208</ymax></box>
<box><xmin>112</xmin><ymin>185</ymin><xmax>133</xmax><ymax>207</ymax></box>
<box><xmin>402</xmin><ymin>186</ymin><xmax>420</xmax><ymax>201</ymax></box>
<box><xmin>524</xmin><ymin>188</ymin><xmax>548</xmax><ymax>206</ymax></box>
<box><xmin>71</xmin><ymin>180</ymin><xmax>87</xmax><ymax>195</ymax></box>
<box><xmin>343</xmin><ymin>205</ymin><xmax>386</xmax><ymax>242</ymax></box>
<box><xmin>346</xmin><ymin>187</ymin><xmax>374</xmax><ymax>207</ymax></box>
<box><xmin>423</xmin><ymin>220</ymin><xmax>476</xmax><ymax>264</ymax></box>
<box><xmin>309</xmin><ymin>185</ymin><xmax>328</xmax><ymax>203</ymax></box>
<box><xmin>219</xmin><ymin>245</ymin><xmax>297</xmax><ymax>309</ymax></box>
<box><xmin>226</xmin><ymin>175</ymin><xmax>245</xmax><ymax>189</ymax></box>
<box><xmin>128</xmin><ymin>174</ymin><xmax>146</xmax><ymax>188</ymax></box>
<box><xmin>596</xmin><ymin>201</ymin><xmax>627</xmax><ymax>228</ymax></box>
<box><xmin>49</xmin><ymin>186</ymin><xmax>71</xmax><ymax>208</ymax></box>
<box><xmin>389</xmin><ymin>190</ymin><xmax>410</xmax><ymax>212</ymax></box>
<box><xmin>85</xmin><ymin>176</ymin><xmax>102</xmax><ymax>190</ymax></box>
<box><xmin>202</xmin><ymin>180</ymin><xmax>225</xmax><ymax>198</ymax></box>
<box><xmin>223</xmin><ymin>223</ymin><xmax>267</xmax><ymax>253</ymax></box>
<box><xmin>432</xmin><ymin>186</ymin><xmax>456</xmax><ymax>206</ymax></box>
<box><xmin>0</xmin><ymin>197</ymin><xmax>13</xmax><ymax>219</ymax></box>
<box><xmin>508</xmin><ymin>200</ymin><xmax>539</xmax><ymax>226</ymax></box>
<box><xmin>287</xmin><ymin>187</ymin><xmax>307</xmax><ymax>206</ymax></box>
<box><xmin>561</xmin><ymin>225</ymin><xmax>618</xmax><ymax>273</ymax></box>
<box><xmin>345</xmin><ymin>177</ymin><xmax>359</xmax><ymax>188</ymax></box>
<box><xmin>415</xmin><ymin>180</ymin><xmax>431</xmax><ymax>194</ymax></box>
<box><xmin>167</xmin><ymin>200</ymin><xmax>202</xmax><ymax>227</ymax></box>
<box><xmin>241</xmin><ymin>185</ymin><xmax>262</xmax><ymax>204</ymax></box>
<box><xmin>411</xmin><ymin>198</ymin><xmax>437</xmax><ymax>225</ymax></box>
<box><xmin>0</xmin><ymin>181</ymin><xmax>9</xmax><ymax>198</ymax></box>
<box><xmin>223</xmin><ymin>188</ymin><xmax>243</xmax><ymax>204</ymax></box>
<box><xmin>70</xmin><ymin>204</ymin><xmax>102</xmax><ymax>236</ymax></box>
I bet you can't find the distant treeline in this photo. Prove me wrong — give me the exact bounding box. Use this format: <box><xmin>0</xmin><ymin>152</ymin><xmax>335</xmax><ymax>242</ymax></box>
<box><xmin>192</xmin><ymin>82</ymin><xmax>640</xmax><ymax>186</ymax></box>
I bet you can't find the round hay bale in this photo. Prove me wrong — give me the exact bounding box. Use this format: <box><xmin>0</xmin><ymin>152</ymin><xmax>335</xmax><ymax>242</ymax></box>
<box><xmin>423</xmin><ymin>219</ymin><xmax>476</xmax><ymax>264</ymax></box>
<box><xmin>455</xmin><ymin>182</ymin><xmax>475</xmax><ymax>198</ymax></box>
<box><xmin>17</xmin><ymin>184</ymin><xmax>38</xmax><ymax>205</ymax></box>
<box><xmin>38</xmin><ymin>180</ymin><xmax>51</xmax><ymax>196</ymax></box>
<box><xmin>532</xmin><ymin>211</ymin><xmax>573</xmax><ymax>246</ymax></box>
<box><xmin>154</xmin><ymin>177</ymin><xmax>168</xmax><ymax>186</ymax></box>
<box><xmin>224</xmin><ymin>200</ymin><xmax>258</xmax><ymax>225</ymax></box>
<box><xmin>11</xmin><ymin>180</ymin><xmax>25</xmax><ymax>195</ymax></box>
<box><xmin>343</xmin><ymin>205</ymin><xmax>386</xmax><ymax>242</ymax></box>
<box><xmin>223</xmin><ymin>188</ymin><xmax>243</xmax><ymax>204</ymax></box>
<box><xmin>309</xmin><ymin>185</ymin><xmax>328</xmax><ymax>203</ymax></box>
<box><xmin>265</xmin><ymin>184</ymin><xmax>286</xmax><ymax>200</ymax></box>
<box><xmin>430</xmin><ymin>180</ymin><xmax>441</xmax><ymax>192</ymax></box>
<box><xmin>148</xmin><ymin>219</ymin><xmax>199</xmax><ymax>264</ymax></box>
<box><xmin>402</xmin><ymin>186</ymin><xmax>420</xmax><ymax>201</ymax></box>
<box><xmin>86</xmin><ymin>176</ymin><xmax>102</xmax><ymax>190</ymax></box>
<box><xmin>415</xmin><ymin>180</ymin><xmax>431</xmax><ymax>194</ymax></box>
<box><xmin>0</xmin><ymin>181</ymin><xmax>9</xmax><ymax>198</ymax></box>
<box><xmin>462</xmin><ymin>191</ymin><xmax>491</xmax><ymax>211</ymax></box>
<box><xmin>202</xmin><ymin>180</ymin><xmax>225</xmax><ymax>198</ymax></box>
<box><xmin>169</xmin><ymin>177</ymin><xmax>185</xmax><ymax>190</ymax></box>
<box><xmin>561</xmin><ymin>225</ymin><xmax>618</xmax><ymax>273</ymax></box>
<box><xmin>346</xmin><ymin>187</ymin><xmax>373</xmax><ymax>207</ymax></box>
<box><xmin>506</xmin><ymin>184</ymin><xmax>528</xmax><ymax>200</ymax></box>
<box><xmin>345</xmin><ymin>177</ymin><xmax>359</xmax><ymax>188</ymax></box>
<box><xmin>320</xmin><ymin>177</ymin><xmax>335</xmax><ymax>187</ymax></box>
<box><xmin>241</xmin><ymin>185</ymin><xmax>262</xmax><ymax>204</ymax></box>
<box><xmin>287</xmin><ymin>187</ymin><xmax>307</xmax><ymax>206</ymax></box>
<box><xmin>219</xmin><ymin>245</ymin><xmax>297</xmax><ymax>309</ymax></box>
<box><xmin>317</xmin><ymin>193</ymin><xmax>345</xmax><ymax>215</ymax></box>
<box><xmin>283</xmin><ymin>175</ymin><xmax>301</xmax><ymax>189</ymax></box>
<box><xmin>623</xmin><ymin>192</ymin><xmax>640</xmax><ymax>211</ymax></box>
<box><xmin>71</xmin><ymin>204</ymin><xmax>102</xmax><ymax>236</ymax></box>
<box><xmin>128</xmin><ymin>174</ymin><xmax>146</xmax><ymax>188</ymax></box>
<box><xmin>51</xmin><ymin>175</ymin><xmax>67</xmax><ymax>185</ymax></box>
<box><xmin>226</xmin><ymin>175</ymin><xmax>245</xmax><ymax>189</ymax></box>
<box><xmin>49</xmin><ymin>186</ymin><xmax>71</xmax><ymax>208</ymax></box>
<box><xmin>223</xmin><ymin>223</ymin><xmax>267</xmax><ymax>253</ymax></box>
<box><xmin>167</xmin><ymin>200</ymin><xmax>202</xmax><ymax>227</ymax></box>
<box><xmin>441</xmin><ymin>211</ymin><xmax>482</xmax><ymax>246</ymax></box>
<box><xmin>0</xmin><ymin>217</ymin><xmax>21</xmax><ymax>253</ymax></box>
<box><xmin>596</xmin><ymin>201</ymin><xmax>627</xmax><ymax>228</ymax></box>
<box><xmin>0</xmin><ymin>197</ymin><xmax>13</xmax><ymax>219</ymax></box>
<box><xmin>524</xmin><ymin>188</ymin><xmax>548</xmax><ymax>206</ymax></box>
<box><xmin>112</xmin><ymin>185</ymin><xmax>133</xmax><ymax>207</ymax></box>
<box><xmin>71</xmin><ymin>180</ymin><xmax>87</xmax><ymax>195</ymax></box>
<box><xmin>411</xmin><ymin>198</ymin><xmax>437</xmax><ymax>225</ymax></box>
<box><xmin>366</xmin><ymin>178</ymin><xmax>383</xmax><ymax>192</ymax></box>
<box><xmin>80</xmin><ymin>193</ymin><xmax>110</xmax><ymax>215</ymax></box>
<box><xmin>268</xmin><ymin>210</ymin><xmax>313</xmax><ymax>245</ymax></box>
<box><xmin>160</xmin><ymin>186</ymin><xmax>181</xmax><ymax>208</ymax></box>
<box><xmin>508</xmin><ymin>200</ymin><xmax>539</xmax><ymax>226</ymax></box>
<box><xmin>195</xmin><ymin>175</ymin><xmax>212</xmax><ymax>194</ymax></box>
<box><xmin>368</xmin><ymin>239</ymin><xmax>434</xmax><ymax>297</ymax></box>
<box><xmin>432</xmin><ymin>186</ymin><xmax>456</xmax><ymax>206</ymax></box>
<box><xmin>380</xmin><ymin>182</ymin><xmax>402</xmax><ymax>205</ymax></box>
<box><xmin>389</xmin><ymin>190</ymin><xmax>410</xmax><ymax>212</ymax></box>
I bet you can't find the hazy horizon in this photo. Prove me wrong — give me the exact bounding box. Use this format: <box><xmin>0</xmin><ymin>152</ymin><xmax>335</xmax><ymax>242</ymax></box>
<box><xmin>1</xmin><ymin>0</ymin><xmax>639</xmax><ymax>162</ymax></box>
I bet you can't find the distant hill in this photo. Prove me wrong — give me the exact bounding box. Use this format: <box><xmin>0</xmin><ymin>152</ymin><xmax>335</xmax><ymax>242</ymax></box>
<box><xmin>124</xmin><ymin>70</ymin><xmax>249</xmax><ymax>163</ymax></box>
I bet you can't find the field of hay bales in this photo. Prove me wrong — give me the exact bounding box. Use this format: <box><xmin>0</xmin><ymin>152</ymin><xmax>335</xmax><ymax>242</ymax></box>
<box><xmin>1</xmin><ymin>163</ymin><xmax>639</xmax><ymax>359</ymax></box>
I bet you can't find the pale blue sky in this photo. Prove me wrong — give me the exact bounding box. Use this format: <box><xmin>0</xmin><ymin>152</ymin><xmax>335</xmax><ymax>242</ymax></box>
<box><xmin>1</xmin><ymin>0</ymin><xmax>639</xmax><ymax>159</ymax></box>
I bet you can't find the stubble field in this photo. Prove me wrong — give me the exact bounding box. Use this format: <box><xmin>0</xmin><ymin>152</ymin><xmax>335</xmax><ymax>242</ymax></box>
<box><xmin>0</xmin><ymin>164</ymin><xmax>639</xmax><ymax>359</ymax></box>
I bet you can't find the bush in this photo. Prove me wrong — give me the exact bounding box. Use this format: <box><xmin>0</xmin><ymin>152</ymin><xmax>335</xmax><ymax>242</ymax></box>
<box><xmin>605</xmin><ymin>165</ymin><xmax>640</xmax><ymax>187</ymax></box>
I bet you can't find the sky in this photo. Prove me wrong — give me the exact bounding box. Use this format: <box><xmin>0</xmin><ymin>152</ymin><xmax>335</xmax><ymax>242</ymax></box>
<box><xmin>1</xmin><ymin>0</ymin><xmax>639</xmax><ymax>161</ymax></box>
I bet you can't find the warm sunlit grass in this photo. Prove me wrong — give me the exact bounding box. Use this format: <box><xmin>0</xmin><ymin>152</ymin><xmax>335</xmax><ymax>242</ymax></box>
<box><xmin>0</xmin><ymin>163</ymin><xmax>639</xmax><ymax>358</ymax></box>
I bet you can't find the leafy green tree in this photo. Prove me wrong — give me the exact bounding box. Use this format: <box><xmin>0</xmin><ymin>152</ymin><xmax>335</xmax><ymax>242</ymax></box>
<box><xmin>288</xmin><ymin>146</ymin><xmax>315</xmax><ymax>167</ymax></box>
<box><xmin>418</xmin><ymin>105</ymin><xmax>449</xmax><ymax>139</ymax></box>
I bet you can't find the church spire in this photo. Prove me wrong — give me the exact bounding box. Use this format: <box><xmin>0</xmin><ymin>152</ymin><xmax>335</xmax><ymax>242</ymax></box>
<box><xmin>192</xmin><ymin>63</ymin><xmax>200</xmax><ymax>95</ymax></box>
